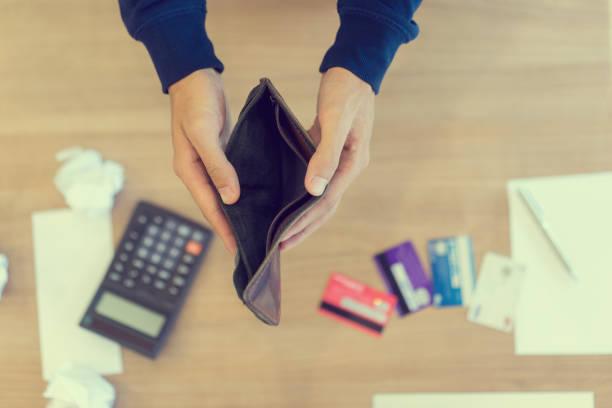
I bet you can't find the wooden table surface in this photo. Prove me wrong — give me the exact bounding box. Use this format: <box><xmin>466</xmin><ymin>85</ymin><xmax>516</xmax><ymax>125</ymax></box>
<box><xmin>1</xmin><ymin>0</ymin><xmax>610</xmax><ymax>406</ymax></box>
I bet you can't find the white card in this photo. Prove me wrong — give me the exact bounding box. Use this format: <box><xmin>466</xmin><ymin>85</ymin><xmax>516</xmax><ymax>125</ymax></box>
<box><xmin>467</xmin><ymin>253</ymin><xmax>525</xmax><ymax>332</ymax></box>
<box><xmin>32</xmin><ymin>209</ymin><xmax>123</xmax><ymax>380</ymax></box>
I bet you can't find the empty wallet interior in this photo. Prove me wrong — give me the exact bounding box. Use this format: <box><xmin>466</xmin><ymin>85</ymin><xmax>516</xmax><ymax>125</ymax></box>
<box><xmin>221</xmin><ymin>79</ymin><xmax>320</xmax><ymax>325</ymax></box>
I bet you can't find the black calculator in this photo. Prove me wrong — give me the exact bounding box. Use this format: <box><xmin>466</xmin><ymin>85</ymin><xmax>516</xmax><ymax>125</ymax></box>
<box><xmin>80</xmin><ymin>201</ymin><xmax>213</xmax><ymax>358</ymax></box>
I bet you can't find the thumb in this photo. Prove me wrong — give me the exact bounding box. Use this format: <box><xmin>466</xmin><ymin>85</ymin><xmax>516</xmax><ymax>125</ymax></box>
<box><xmin>195</xmin><ymin>137</ymin><xmax>240</xmax><ymax>205</ymax></box>
<box><xmin>305</xmin><ymin>118</ymin><xmax>346</xmax><ymax>196</ymax></box>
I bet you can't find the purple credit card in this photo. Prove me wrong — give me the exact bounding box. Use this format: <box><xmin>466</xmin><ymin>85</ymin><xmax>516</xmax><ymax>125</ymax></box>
<box><xmin>374</xmin><ymin>241</ymin><xmax>433</xmax><ymax>316</ymax></box>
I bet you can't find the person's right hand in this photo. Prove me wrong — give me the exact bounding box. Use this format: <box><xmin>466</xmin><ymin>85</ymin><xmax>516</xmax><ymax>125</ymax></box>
<box><xmin>169</xmin><ymin>68</ymin><xmax>240</xmax><ymax>254</ymax></box>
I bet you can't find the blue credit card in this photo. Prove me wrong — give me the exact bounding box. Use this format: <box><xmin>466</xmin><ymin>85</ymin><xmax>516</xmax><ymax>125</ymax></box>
<box><xmin>428</xmin><ymin>236</ymin><xmax>476</xmax><ymax>307</ymax></box>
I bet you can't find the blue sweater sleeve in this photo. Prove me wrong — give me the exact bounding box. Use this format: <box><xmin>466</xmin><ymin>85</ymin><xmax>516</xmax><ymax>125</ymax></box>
<box><xmin>320</xmin><ymin>0</ymin><xmax>422</xmax><ymax>94</ymax></box>
<box><xmin>119</xmin><ymin>0</ymin><xmax>223</xmax><ymax>93</ymax></box>
<box><xmin>119</xmin><ymin>0</ymin><xmax>421</xmax><ymax>94</ymax></box>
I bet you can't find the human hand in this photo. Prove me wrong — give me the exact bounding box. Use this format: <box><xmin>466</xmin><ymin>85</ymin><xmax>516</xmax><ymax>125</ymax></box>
<box><xmin>169</xmin><ymin>68</ymin><xmax>239</xmax><ymax>253</ymax></box>
<box><xmin>280</xmin><ymin>67</ymin><xmax>375</xmax><ymax>251</ymax></box>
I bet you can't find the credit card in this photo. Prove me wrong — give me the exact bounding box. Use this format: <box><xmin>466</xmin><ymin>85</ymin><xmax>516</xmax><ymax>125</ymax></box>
<box><xmin>374</xmin><ymin>241</ymin><xmax>432</xmax><ymax>316</ymax></box>
<box><xmin>319</xmin><ymin>273</ymin><xmax>397</xmax><ymax>336</ymax></box>
<box><xmin>428</xmin><ymin>235</ymin><xmax>476</xmax><ymax>307</ymax></box>
<box><xmin>468</xmin><ymin>252</ymin><xmax>525</xmax><ymax>332</ymax></box>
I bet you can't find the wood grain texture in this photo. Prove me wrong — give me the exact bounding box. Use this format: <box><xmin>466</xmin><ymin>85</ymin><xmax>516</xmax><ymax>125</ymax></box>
<box><xmin>0</xmin><ymin>0</ymin><xmax>610</xmax><ymax>406</ymax></box>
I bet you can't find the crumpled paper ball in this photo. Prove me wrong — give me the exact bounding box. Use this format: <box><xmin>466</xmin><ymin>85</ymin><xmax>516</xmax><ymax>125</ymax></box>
<box><xmin>54</xmin><ymin>147</ymin><xmax>124</xmax><ymax>214</ymax></box>
<box><xmin>44</xmin><ymin>364</ymin><xmax>115</xmax><ymax>408</ymax></box>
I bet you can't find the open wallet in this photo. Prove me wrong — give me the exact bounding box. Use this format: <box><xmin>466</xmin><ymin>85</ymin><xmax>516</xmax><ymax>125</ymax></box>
<box><xmin>220</xmin><ymin>78</ymin><xmax>322</xmax><ymax>325</ymax></box>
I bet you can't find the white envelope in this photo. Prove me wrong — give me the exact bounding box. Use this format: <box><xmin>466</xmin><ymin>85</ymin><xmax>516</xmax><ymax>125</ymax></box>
<box><xmin>509</xmin><ymin>172</ymin><xmax>612</xmax><ymax>355</ymax></box>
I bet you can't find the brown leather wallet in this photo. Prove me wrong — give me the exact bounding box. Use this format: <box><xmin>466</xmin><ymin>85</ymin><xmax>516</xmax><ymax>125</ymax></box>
<box><xmin>221</xmin><ymin>79</ymin><xmax>321</xmax><ymax>325</ymax></box>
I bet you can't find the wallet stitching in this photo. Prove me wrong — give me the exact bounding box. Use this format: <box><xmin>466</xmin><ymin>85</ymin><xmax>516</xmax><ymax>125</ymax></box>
<box><xmin>265</xmin><ymin>80</ymin><xmax>317</xmax><ymax>152</ymax></box>
<box><xmin>275</xmin><ymin>104</ymin><xmax>308</xmax><ymax>165</ymax></box>
<box><xmin>244</xmin><ymin>195</ymin><xmax>321</xmax><ymax>303</ymax></box>
<box><xmin>265</xmin><ymin>193</ymin><xmax>310</xmax><ymax>251</ymax></box>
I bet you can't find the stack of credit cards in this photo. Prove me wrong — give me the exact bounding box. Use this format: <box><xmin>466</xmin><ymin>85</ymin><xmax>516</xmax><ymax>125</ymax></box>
<box><xmin>319</xmin><ymin>273</ymin><xmax>396</xmax><ymax>337</ymax></box>
<box><xmin>428</xmin><ymin>235</ymin><xmax>476</xmax><ymax>307</ymax></box>
<box><xmin>374</xmin><ymin>241</ymin><xmax>432</xmax><ymax>317</ymax></box>
<box><xmin>318</xmin><ymin>235</ymin><xmax>479</xmax><ymax>336</ymax></box>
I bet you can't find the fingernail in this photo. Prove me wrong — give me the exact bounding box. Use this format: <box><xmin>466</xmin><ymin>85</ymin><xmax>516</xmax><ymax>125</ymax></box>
<box><xmin>309</xmin><ymin>176</ymin><xmax>328</xmax><ymax>196</ymax></box>
<box><xmin>219</xmin><ymin>187</ymin><xmax>233</xmax><ymax>204</ymax></box>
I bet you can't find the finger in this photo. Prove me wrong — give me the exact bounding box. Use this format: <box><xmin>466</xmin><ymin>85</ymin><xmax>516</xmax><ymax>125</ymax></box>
<box><xmin>304</xmin><ymin>112</ymin><xmax>353</xmax><ymax>196</ymax></box>
<box><xmin>280</xmin><ymin>202</ymin><xmax>338</xmax><ymax>252</ymax></box>
<box><xmin>175</xmin><ymin>154</ymin><xmax>237</xmax><ymax>254</ymax></box>
<box><xmin>219</xmin><ymin>97</ymin><xmax>233</xmax><ymax>149</ymax></box>
<box><xmin>307</xmin><ymin>118</ymin><xmax>322</xmax><ymax>146</ymax></box>
<box><xmin>283</xmin><ymin>144</ymin><xmax>361</xmax><ymax>240</ymax></box>
<box><xmin>182</xmin><ymin>120</ymin><xmax>240</xmax><ymax>205</ymax></box>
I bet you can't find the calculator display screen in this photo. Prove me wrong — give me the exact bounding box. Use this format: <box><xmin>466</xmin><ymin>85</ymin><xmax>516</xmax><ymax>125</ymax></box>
<box><xmin>95</xmin><ymin>291</ymin><xmax>166</xmax><ymax>338</ymax></box>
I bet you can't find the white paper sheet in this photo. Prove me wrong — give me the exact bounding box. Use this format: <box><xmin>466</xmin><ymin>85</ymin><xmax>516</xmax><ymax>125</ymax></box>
<box><xmin>0</xmin><ymin>253</ymin><xmax>8</xmax><ymax>300</ymax></box>
<box><xmin>373</xmin><ymin>392</ymin><xmax>594</xmax><ymax>408</ymax></box>
<box><xmin>33</xmin><ymin>209</ymin><xmax>123</xmax><ymax>380</ymax></box>
<box><xmin>509</xmin><ymin>172</ymin><xmax>612</xmax><ymax>355</ymax></box>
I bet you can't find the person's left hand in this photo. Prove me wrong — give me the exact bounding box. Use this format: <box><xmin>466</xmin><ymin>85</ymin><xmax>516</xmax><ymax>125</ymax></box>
<box><xmin>280</xmin><ymin>67</ymin><xmax>375</xmax><ymax>251</ymax></box>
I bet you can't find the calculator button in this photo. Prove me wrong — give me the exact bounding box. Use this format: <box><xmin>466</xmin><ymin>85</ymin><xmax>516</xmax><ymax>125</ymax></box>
<box><xmin>118</xmin><ymin>253</ymin><xmax>129</xmax><ymax>262</ymax></box>
<box><xmin>137</xmin><ymin>215</ymin><xmax>147</xmax><ymax>224</ymax></box>
<box><xmin>174</xmin><ymin>237</ymin><xmax>185</xmax><ymax>247</ymax></box>
<box><xmin>124</xmin><ymin>242</ymin><xmax>135</xmax><ymax>251</ymax></box>
<box><xmin>128</xmin><ymin>231</ymin><xmax>139</xmax><ymax>240</ymax></box>
<box><xmin>192</xmin><ymin>230</ymin><xmax>204</xmax><ymax>242</ymax></box>
<box><xmin>168</xmin><ymin>286</ymin><xmax>179</xmax><ymax>296</ymax></box>
<box><xmin>172</xmin><ymin>276</ymin><xmax>186</xmax><ymax>287</ymax></box>
<box><xmin>113</xmin><ymin>263</ymin><xmax>124</xmax><ymax>272</ymax></box>
<box><xmin>153</xmin><ymin>215</ymin><xmax>164</xmax><ymax>225</ymax></box>
<box><xmin>158</xmin><ymin>270</ymin><xmax>171</xmax><ymax>280</ymax></box>
<box><xmin>169</xmin><ymin>247</ymin><xmax>180</xmax><ymax>258</ymax></box>
<box><xmin>182</xmin><ymin>254</ymin><xmax>195</xmax><ymax>264</ymax></box>
<box><xmin>137</xmin><ymin>248</ymin><xmax>149</xmax><ymax>259</ymax></box>
<box><xmin>128</xmin><ymin>269</ymin><xmax>140</xmax><ymax>278</ymax></box>
<box><xmin>146</xmin><ymin>265</ymin><xmax>158</xmax><ymax>275</ymax></box>
<box><xmin>141</xmin><ymin>275</ymin><xmax>152</xmax><ymax>285</ymax></box>
<box><xmin>185</xmin><ymin>240</ymin><xmax>202</xmax><ymax>256</ymax></box>
<box><xmin>165</xmin><ymin>219</ymin><xmax>178</xmax><ymax>230</ymax></box>
<box><xmin>143</xmin><ymin>237</ymin><xmax>154</xmax><ymax>247</ymax></box>
<box><xmin>123</xmin><ymin>278</ymin><xmax>135</xmax><ymax>288</ymax></box>
<box><xmin>155</xmin><ymin>242</ymin><xmax>167</xmax><ymax>253</ymax></box>
<box><xmin>178</xmin><ymin>224</ymin><xmax>191</xmax><ymax>237</ymax></box>
<box><xmin>162</xmin><ymin>259</ymin><xmax>175</xmax><ymax>270</ymax></box>
<box><xmin>177</xmin><ymin>264</ymin><xmax>190</xmax><ymax>275</ymax></box>
<box><xmin>151</xmin><ymin>253</ymin><xmax>162</xmax><ymax>264</ymax></box>
<box><xmin>147</xmin><ymin>225</ymin><xmax>160</xmax><ymax>236</ymax></box>
<box><xmin>132</xmin><ymin>259</ymin><xmax>145</xmax><ymax>269</ymax></box>
<box><xmin>160</xmin><ymin>231</ymin><xmax>172</xmax><ymax>242</ymax></box>
<box><xmin>154</xmin><ymin>280</ymin><xmax>166</xmax><ymax>290</ymax></box>
<box><xmin>109</xmin><ymin>272</ymin><xmax>121</xmax><ymax>282</ymax></box>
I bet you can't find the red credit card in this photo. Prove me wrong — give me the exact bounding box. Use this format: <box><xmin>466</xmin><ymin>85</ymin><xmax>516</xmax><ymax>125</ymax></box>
<box><xmin>318</xmin><ymin>273</ymin><xmax>397</xmax><ymax>337</ymax></box>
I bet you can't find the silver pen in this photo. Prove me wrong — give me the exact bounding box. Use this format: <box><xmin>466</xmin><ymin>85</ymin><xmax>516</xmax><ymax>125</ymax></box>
<box><xmin>517</xmin><ymin>187</ymin><xmax>577</xmax><ymax>280</ymax></box>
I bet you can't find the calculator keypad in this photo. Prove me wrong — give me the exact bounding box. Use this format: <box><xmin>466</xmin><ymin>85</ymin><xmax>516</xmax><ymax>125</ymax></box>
<box><xmin>106</xmin><ymin>209</ymin><xmax>209</xmax><ymax>302</ymax></box>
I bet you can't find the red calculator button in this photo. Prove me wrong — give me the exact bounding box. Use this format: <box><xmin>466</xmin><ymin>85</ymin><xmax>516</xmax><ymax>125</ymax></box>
<box><xmin>185</xmin><ymin>240</ymin><xmax>202</xmax><ymax>256</ymax></box>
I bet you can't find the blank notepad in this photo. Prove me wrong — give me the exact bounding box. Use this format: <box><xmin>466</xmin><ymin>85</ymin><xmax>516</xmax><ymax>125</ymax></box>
<box><xmin>508</xmin><ymin>172</ymin><xmax>612</xmax><ymax>355</ymax></box>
